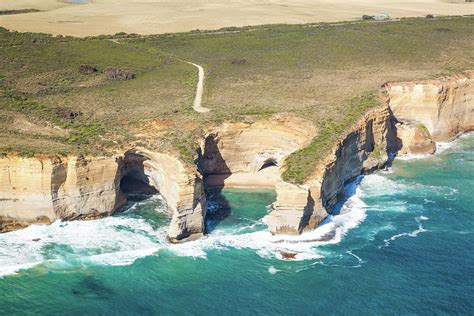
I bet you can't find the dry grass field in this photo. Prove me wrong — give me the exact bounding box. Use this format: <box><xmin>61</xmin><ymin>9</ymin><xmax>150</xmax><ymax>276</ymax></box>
<box><xmin>0</xmin><ymin>0</ymin><xmax>472</xmax><ymax>36</ymax></box>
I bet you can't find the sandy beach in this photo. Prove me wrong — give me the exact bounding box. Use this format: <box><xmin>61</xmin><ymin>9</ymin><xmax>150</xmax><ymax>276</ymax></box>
<box><xmin>205</xmin><ymin>167</ymin><xmax>281</xmax><ymax>188</ymax></box>
<box><xmin>0</xmin><ymin>0</ymin><xmax>472</xmax><ymax>37</ymax></box>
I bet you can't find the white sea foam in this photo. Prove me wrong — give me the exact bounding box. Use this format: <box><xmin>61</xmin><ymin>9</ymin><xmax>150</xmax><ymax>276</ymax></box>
<box><xmin>358</xmin><ymin>174</ymin><xmax>408</xmax><ymax>196</ymax></box>
<box><xmin>268</xmin><ymin>266</ymin><xmax>279</xmax><ymax>274</ymax></box>
<box><xmin>396</xmin><ymin>153</ymin><xmax>432</xmax><ymax>161</ymax></box>
<box><xmin>380</xmin><ymin>216</ymin><xmax>428</xmax><ymax>248</ymax></box>
<box><xmin>168</xmin><ymin>177</ymin><xmax>370</xmax><ymax>261</ymax></box>
<box><xmin>0</xmin><ymin>174</ymin><xmax>380</xmax><ymax>276</ymax></box>
<box><xmin>0</xmin><ymin>216</ymin><xmax>166</xmax><ymax>277</ymax></box>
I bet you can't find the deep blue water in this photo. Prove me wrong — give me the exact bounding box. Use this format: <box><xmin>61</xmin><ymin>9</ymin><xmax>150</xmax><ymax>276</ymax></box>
<box><xmin>0</xmin><ymin>134</ymin><xmax>472</xmax><ymax>315</ymax></box>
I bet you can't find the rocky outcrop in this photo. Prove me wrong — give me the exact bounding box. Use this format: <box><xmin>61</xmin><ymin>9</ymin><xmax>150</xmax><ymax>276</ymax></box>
<box><xmin>199</xmin><ymin>114</ymin><xmax>317</xmax><ymax>188</ymax></box>
<box><xmin>0</xmin><ymin>155</ymin><xmax>123</xmax><ymax>232</ymax></box>
<box><xmin>395</xmin><ymin>121</ymin><xmax>436</xmax><ymax>155</ymax></box>
<box><xmin>268</xmin><ymin>72</ymin><xmax>474</xmax><ymax>236</ymax></box>
<box><xmin>135</xmin><ymin>149</ymin><xmax>206</xmax><ymax>243</ymax></box>
<box><xmin>267</xmin><ymin>106</ymin><xmax>396</xmax><ymax>234</ymax></box>
<box><xmin>385</xmin><ymin>71</ymin><xmax>474</xmax><ymax>141</ymax></box>
<box><xmin>0</xmin><ymin>151</ymin><xmax>206</xmax><ymax>242</ymax></box>
<box><xmin>2</xmin><ymin>73</ymin><xmax>473</xmax><ymax>242</ymax></box>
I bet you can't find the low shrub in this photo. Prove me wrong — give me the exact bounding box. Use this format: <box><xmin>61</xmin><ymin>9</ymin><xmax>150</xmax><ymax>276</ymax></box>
<box><xmin>105</xmin><ymin>68</ymin><xmax>135</xmax><ymax>81</ymax></box>
<box><xmin>79</xmin><ymin>65</ymin><xmax>98</xmax><ymax>74</ymax></box>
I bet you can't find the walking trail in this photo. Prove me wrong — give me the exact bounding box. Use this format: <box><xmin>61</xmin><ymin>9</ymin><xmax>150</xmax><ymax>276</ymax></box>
<box><xmin>106</xmin><ymin>41</ymin><xmax>209</xmax><ymax>113</ymax></box>
<box><xmin>184</xmin><ymin>61</ymin><xmax>210</xmax><ymax>113</ymax></box>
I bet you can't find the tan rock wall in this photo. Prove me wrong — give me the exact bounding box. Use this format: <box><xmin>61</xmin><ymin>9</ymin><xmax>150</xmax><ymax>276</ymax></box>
<box><xmin>0</xmin><ymin>155</ymin><xmax>123</xmax><ymax>232</ymax></box>
<box><xmin>268</xmin><ymin>106</ymin><xmax>396</xmax><ymax>234</ymax></box>
<box><xmin>137</xmin><ymin>149</ymin><xmax>206</xmax><ymax>242</ymax></box>
<box><xmin>0</xmin><ymin>151</ymin><xmax>206</xmax><ymax>241</ymax></box>
<box><xmin>396</xmin><ymin>121</ymin><xmax>436</xmax><ymax>155</ymax></box>
<box><xmin>200</xmin><ymin>115</ymin><xmax>317</xmax><ymax>177</ymax></box>
<box><xmin>385</xmin><ymin>71</ymin><xmax>474</xmax><ymax>141</ymax></box>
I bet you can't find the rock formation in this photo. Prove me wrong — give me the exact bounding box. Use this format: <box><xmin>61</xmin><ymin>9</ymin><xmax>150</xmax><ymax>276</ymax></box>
<box><xmin>395</xmin><ymin>121</ymin><xmax>436</xmax><ymax>155</ymax></box>
<box><xmin>1</xmin><ymin>72</ymin><xmax>473</xmax><ymax>241</ymax></box>
<box><xmin>0</xmin><ymin>155</ymin><xmax>123</xmax><ymax>232</ymax></box>
<box><xmin>267</xmin><ymin>71</ymin><xmax>474</xmax><ymax>235</ymax></box>
<box><xmin>267</xmin><ymin>105</ymin><xmax>396</xmax><ymax>234</ymax></box>
<box><xmin>0</xmin><ymin>151</ymin><xmax>206</xmax><ymax>242</ymax></box>
<box><xmin>198</xmin><ymin>115</ymin><xmax>317</xmax><ymax>188</ymax></box>
<box><xmin>385</xmin><ymin>71</ymin><xmax>474</xmax><ymax>141</ymax></box>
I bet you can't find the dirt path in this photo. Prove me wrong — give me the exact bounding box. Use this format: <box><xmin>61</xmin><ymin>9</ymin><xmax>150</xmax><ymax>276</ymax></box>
<box><xmin>184</xmin><ymin>61</ymin><xmax>210</xmax><ymax>113</ymax></box>
<box><xmin>106</xmin><ymin>39</ymin><xmax>209</xmax><ymax>113</ymax></box>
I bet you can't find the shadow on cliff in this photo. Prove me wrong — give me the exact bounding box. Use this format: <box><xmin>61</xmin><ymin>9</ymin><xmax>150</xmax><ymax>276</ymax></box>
<box><xmin>196</xmin><ymin>135</ymin><xmax>232</xmax><ymax>233</ymax></box>
<box><xmin>386</xmin><ymin>108</ymin><xmax>404</xmax><ymax>168</ymax></box>
<box><xmin>119</xmin><ymin>151</ymin><xmax>159</xmax><ymax>205</ymax></box>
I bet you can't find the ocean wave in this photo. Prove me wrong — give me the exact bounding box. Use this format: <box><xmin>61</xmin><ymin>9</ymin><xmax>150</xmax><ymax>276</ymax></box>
<box><xmin>168</xmin><ymin>177</ymin><xmax>369</xmax><ymax>262</ymax></box>
<box><xmin>380</xmin><ymin>216</ymin><xmax>429</xmax><ymax>248</ymax></box>
<box><xmin>0</xmin><ymin>176</ymin><xmax>374</xmax><ymax>277</ymax></box>
<box><xmin>0</xmin><ymin>217</ymin><xmax>166</xmax><ymax>277</ymax></box>
<box><xmin>358</xmin><ymin>174</ymin><xmax>408</xmax><ymax>196</ymax></box>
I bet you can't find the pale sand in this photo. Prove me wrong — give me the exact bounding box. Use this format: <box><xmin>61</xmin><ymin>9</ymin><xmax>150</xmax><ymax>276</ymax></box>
<box><xmin>206</xmin><ymin>166</ymin><xmax>280</xmax><ymax>188</ymax></box>
<box><xmin>0</xmin><ymin>0</ymin><xmax>472</xmax><ymax>37</ymax></box>
<box><xmin>186</xmin><ymin>61</ymin><xmax>210</xmax><ymax>113</ymax></box>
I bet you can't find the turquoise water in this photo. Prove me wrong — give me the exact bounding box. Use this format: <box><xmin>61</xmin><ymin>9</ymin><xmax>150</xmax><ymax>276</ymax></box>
<box><xmin>0</xmin><ymin>134</ymin><xmax>473</xmax><ymax>315</ymax></box>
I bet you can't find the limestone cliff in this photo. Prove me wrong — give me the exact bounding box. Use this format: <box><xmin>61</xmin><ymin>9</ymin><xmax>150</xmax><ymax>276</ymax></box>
<box><xmin>0</xmin><ymin>151</ymin><xmax>206</xmax><ymax>242</ymax></box>
<box><xmin>395</xmin><ymin>121</ymin><xmax>436</xmax><ymax>155</ymax></box>
<box><xmin>1</xmin><ymin>73</ymin><xmax>473</xmax><ymax>242</ymax></box>
<box><xmin>134</xmin><ymin>149</ymin><xmax>206</xmax><ymax>243</ymax></box>
<box><xmin>385</xmin><ymin>71</ymin><xmax>474</xmax><ymax>141</ymax></box>
<box><xmin>267</xmin><ymin>106</ymin><xmax>396</xmax><ymax>234</ymax></box>
<box><xmin>268</xmin><ymin>72</ymin><xmax>474</xmax><ymax>236</ymax></box>
<box><xmin>199</xmin><ymin>114</ymin><xmax>317</xmax><ymax>188</ymax></box>
<box><xmin>0</xmin><ymin>155</ymin><xmax>123</xmax><ymax>232</ymax></box>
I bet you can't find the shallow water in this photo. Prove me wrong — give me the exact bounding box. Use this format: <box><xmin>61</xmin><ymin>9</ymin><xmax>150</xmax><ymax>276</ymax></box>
<box><xmin>0</xmin><ymin>134</ymin><xmax>472</xmax><ymax>315</ymax></box>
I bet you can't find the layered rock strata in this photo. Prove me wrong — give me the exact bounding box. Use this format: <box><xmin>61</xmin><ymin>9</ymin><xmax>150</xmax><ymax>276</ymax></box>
<box><xmin>1</xmin><ymin>73</ymin><xmax>473</xmax><ymax>241</ymax></box>
<box><xmin>0</xmin><ymin>155</ymin><xmax>123</xmax><ymax>232</ymax></box>
<box><xmin>385</xmin><ymin>71</ymin><xmax>474</xmax><ymax>141</ymax></box>
<box><xmin>267</xmin><ymin>71</ymin><xmax>474</xmax><ymax>235</ymax></box>
<box><xmin>198</xmin><ymin>115</ymin><xmax>317</xmax><ymax>188</ymax></box>
<box><xmin>0</xmin><ymin>151</ymin><xmax>206</xmax><ymax>242</ymax></box>
<box><xmin>266</xmin><ymin>105</ymin><xmax>396</xmax><ymax>234</ymax></box>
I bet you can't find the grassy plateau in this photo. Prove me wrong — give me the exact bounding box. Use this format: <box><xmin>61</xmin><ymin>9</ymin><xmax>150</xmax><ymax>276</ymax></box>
<box><xmin>0</xmin><ymin>16</ymin><xmax>473</xmax><ymax>183</ymax></box>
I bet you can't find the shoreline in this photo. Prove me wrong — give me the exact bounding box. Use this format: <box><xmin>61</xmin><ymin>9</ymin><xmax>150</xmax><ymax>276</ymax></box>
<box><xmin>205</xmin><ymin>167</ymin><xmax>280</xmax><ymax>189</ymax></box>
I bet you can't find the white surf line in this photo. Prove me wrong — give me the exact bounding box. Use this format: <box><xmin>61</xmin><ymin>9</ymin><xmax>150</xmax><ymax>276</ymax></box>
<box><xmin>185</xmin><ymin>61</ymin><xmax>210</xmax><ymax>113</ymax></box>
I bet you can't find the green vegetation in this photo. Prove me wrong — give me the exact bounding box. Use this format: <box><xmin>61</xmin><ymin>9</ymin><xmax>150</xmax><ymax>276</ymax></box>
<box><xmin>1</xmin><ymin>16</ymin><xmax>473</xmax><ymax>182</ymax></box>
<box><xmin>369</xmin><ymin>143</ymin><xmax>383</xmax><ymax>160</ymax></box>
<box><xmin>282</xmin><ymin>93</ymin><xmax>379</xmax><ymax>184</ymax></box>
<box><xmin>416</xmin><ymin>123</ymin><xmax>431</xmax><ymax>138</ymax></box>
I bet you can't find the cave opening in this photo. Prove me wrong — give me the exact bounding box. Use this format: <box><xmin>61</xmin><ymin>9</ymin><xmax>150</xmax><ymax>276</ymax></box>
<box><xmin>120</xmin><ymin>152</ymin><xmax>158</xmax><ymax>203</ymax></box>
<box><xmin>258</xmin><ymin>158</ymin><xmax>278</xmax><ymax>171</ymax></box>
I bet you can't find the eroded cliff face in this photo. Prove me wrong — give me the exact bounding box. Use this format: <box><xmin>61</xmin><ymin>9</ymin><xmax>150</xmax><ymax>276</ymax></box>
<box><xmin>385</xmin><ymin>71</ymin><xmax>474</xmax><ymax>141</ymax></box>
<box><xmin>199</xmin><ymin>114</ymin><xmax>317</xmax><ymax>188</ymax></box>
<box><xmin>395</xmin><ymin>121</ymin><xmax>436</xmax><ymax>155</ymax></box>
<box><xmin>0</xmin><ymin>151</ymin><xmax>206</xmax><ymax>242</ymax></box>
<box><xmin>135</xmin><ymin>149</ymin><xmax>206</xmax><ymax>243</ymax></box>
<box><xmin>2</xmin><ymin>73</ymin><xmax>473</xmax><ymax>241</ymax></box>
<box><xmin>0</xmin><ymin>155</ymin><xmax>123</xmax><ymax>232</ymax></box>
<box><xmin>268</xmin><ymin>72</ymin><xmax>474</xmax><ymax>236</ymax></box>
<box><xmin>267</xmin><ymin>106</ymin><xmax>396</xmax><ymax>234</ymax></box>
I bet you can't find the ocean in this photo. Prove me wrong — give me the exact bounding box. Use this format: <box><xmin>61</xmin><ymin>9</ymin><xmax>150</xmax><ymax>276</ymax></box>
<box><xmin>0</xmin><ymin>133</ymin><xmax>472</xmax><ymax>315</ymax></box>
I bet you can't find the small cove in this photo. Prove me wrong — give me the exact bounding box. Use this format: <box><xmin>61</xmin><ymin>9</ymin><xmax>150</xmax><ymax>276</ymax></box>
<box><xmin>0</xmin><ymin>133</ymin><xmax>472</xmax><ymax>314</ymax></box>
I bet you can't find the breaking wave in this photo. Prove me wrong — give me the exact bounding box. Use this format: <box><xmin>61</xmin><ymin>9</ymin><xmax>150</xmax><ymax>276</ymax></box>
<box><xmin>0</xmin><ymin>175</ymin><xmax>374</xmax><ymax>276</ymax></box>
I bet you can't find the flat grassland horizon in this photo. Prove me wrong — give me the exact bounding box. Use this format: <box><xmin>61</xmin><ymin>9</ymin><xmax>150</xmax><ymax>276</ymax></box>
<box><xmin>0</xmin><ymin>0</ymin><xmax>472</xmax><ymax>37</ymax></box>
